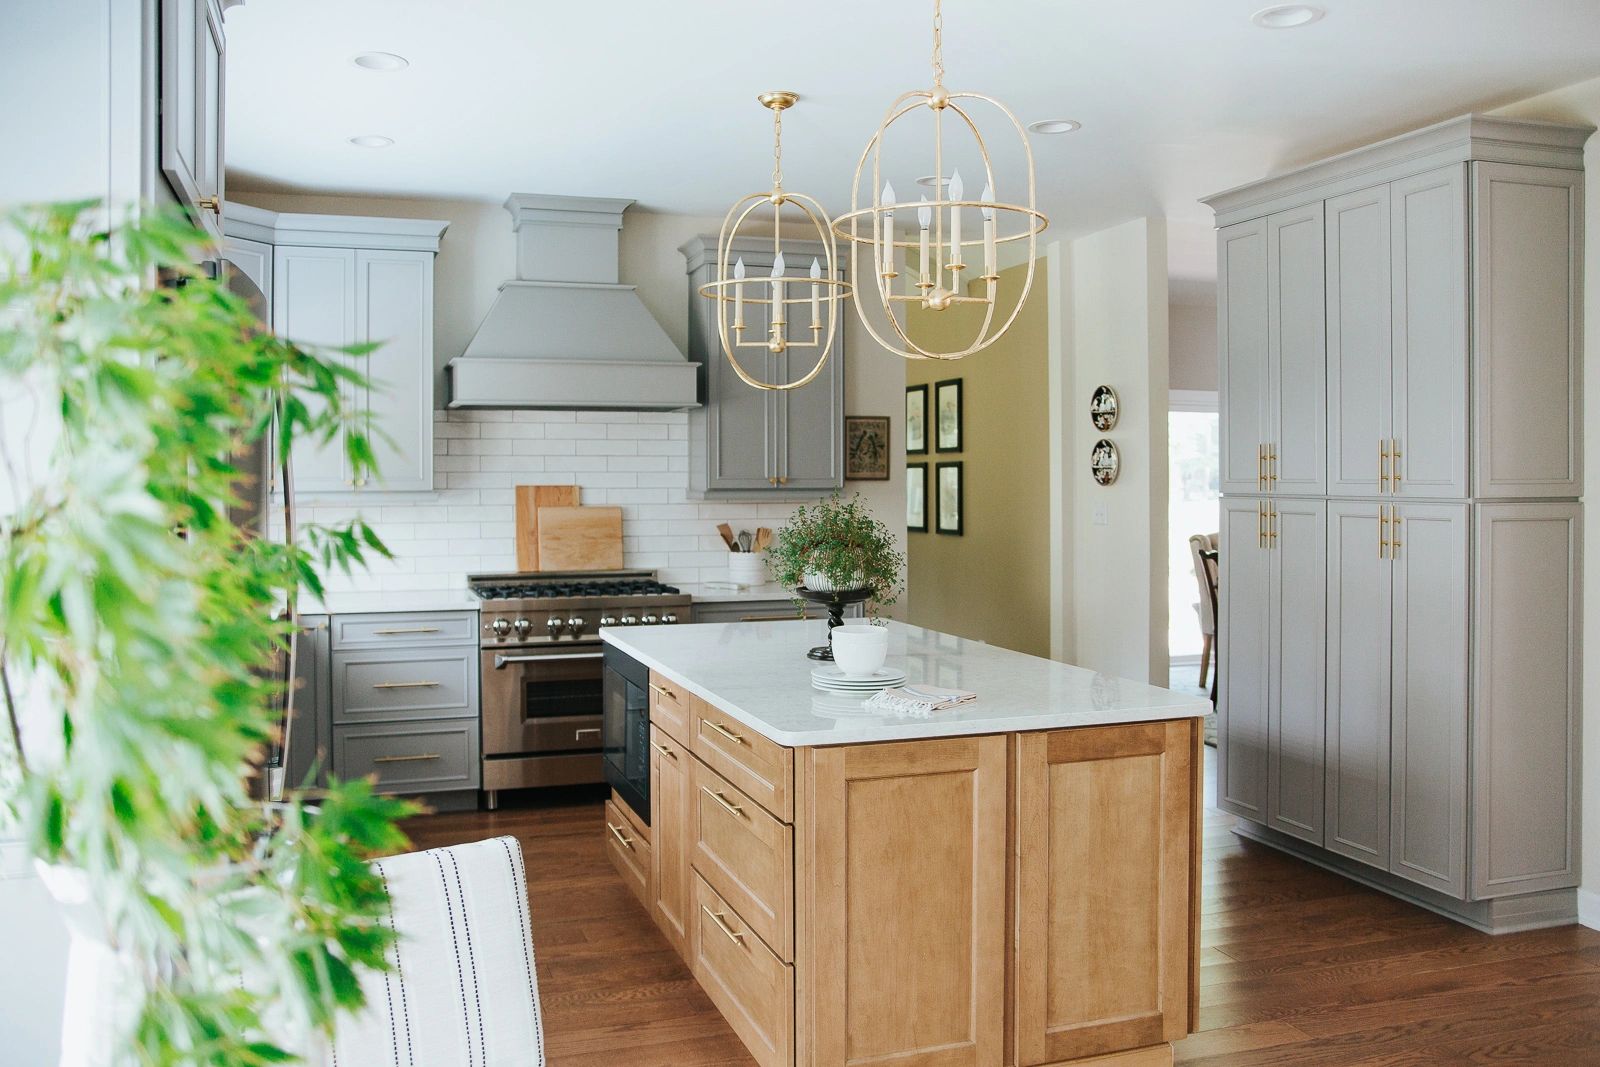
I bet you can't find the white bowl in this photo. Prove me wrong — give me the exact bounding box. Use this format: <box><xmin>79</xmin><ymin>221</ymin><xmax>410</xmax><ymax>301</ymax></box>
<box><xmin>830</xmin><ymin>624</ymin><xmax>889</xmax><ymax>679</ymax></box>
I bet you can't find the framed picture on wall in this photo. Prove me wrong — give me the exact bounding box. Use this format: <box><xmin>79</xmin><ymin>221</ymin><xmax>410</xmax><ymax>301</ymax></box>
<box><xmin>907</xmin><ymin>462</ymin><xmax>928</xmax><ymax>532</ymax></box>
<box><xmin>906</xmin><ymin>384</ymin><xmax>928</xmax><ymax>454</ymax></box>
<box><xmin>844</xmin><ymin>416</ymin><xmax>891</xmax><ymax>480</ymax></box>
<box><xmin>935</xmin><ymin>378</ymin><xmax>963</xmax><ymax>452</ymax></box>
<box><xmin>936</xmin><ymin>461</ymin><xmax>963</xmax><ymax>535</ymax></box>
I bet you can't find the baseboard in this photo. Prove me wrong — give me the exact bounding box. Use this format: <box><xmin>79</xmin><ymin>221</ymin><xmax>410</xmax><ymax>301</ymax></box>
<box><xmin>1578</xmin><ymin>888</ymin><xmax>1600</xmax><ymax>931</ymax></box>
<box><xmin>1231</xmin><ymin>820</ymin><xmax>1578</xmax><ymax>934</ymax></box>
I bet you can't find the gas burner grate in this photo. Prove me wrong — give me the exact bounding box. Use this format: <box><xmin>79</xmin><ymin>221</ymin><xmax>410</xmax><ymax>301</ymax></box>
<box><xmin>471</xmin><ymin>578</ymin><xmax>681</xmax><ymax>600</ymax></box>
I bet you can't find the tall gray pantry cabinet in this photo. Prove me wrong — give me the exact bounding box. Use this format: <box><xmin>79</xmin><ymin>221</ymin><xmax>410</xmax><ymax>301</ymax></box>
<box><xmin>1205</xmin><ymin>115</ymin><xmax>1587</xmax><ymax>931</ymax></box>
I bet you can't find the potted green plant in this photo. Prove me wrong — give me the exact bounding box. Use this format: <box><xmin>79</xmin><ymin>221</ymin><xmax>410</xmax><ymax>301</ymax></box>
<box><xmin>0</xmin><ymin>202</ymin><xmax>411</xmax><ymax>1064</ymax></box>
<box><xmin>767</xmin><ymin>493</ymin><xmax>905</xmax><ymax>615</ymax></box>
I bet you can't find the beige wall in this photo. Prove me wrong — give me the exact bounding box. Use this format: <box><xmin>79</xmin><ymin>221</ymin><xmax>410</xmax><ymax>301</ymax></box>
<box><xmin>1488</xmin><ymin>77</ymin><xmax>1600</xmax><ymax>925</ymax></box>
<box><xmin>1168</xmin><ymin>300</ymin><xmax>1218</xmax><ymax>393</ymax></box>
<box><xmin>903</xmin><ymin>262</ymin><xmax>1052</xmax><ymax>656</ymax></box>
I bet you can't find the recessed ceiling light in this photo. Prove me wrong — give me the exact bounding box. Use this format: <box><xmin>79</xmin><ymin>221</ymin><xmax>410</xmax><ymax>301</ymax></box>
<box><xmin>1027</xmin><ymin>119</ymin><xmax>1081</xmax><ymax>135</ymax></box>
<box><xmin>353</xmin><ymin>51</ymin><xmax>409</xmax><ymax>71</ymax></box>
<box><xmin>915</xmin><ymin>175</ymin><xmax>949</xmax><ymax>188</ymax></box>
<box><xmin>348</xmin><ymin>135</ymin><xmax>394</xmax><ymax>148</ymax></box>
<box><xmin>1251</xmin><ymin>4</ymin><xmax>1325</xmax><ymax>28</ymax></box>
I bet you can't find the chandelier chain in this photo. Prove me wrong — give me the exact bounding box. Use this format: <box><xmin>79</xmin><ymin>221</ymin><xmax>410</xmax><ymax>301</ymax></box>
<box><xmin>931</xmin><ymin>0</ymin><xmax>944</xmax><ymax>87</ymax></box>
<box><xmin>772</xmin><ymin>105</ymin><xmax>784</xmax><ymax>190</ymax></box>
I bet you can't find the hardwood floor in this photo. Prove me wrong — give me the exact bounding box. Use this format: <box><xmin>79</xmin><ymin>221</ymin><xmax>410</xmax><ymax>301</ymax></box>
<box><xmin>403</xmin><ymin>787</ymin><xmax>1600</xmax><ymax>1066</ymax></box>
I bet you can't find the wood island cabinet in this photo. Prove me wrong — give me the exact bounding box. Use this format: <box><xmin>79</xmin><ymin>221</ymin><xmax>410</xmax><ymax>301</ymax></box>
<box><xmin>616</xmin><ymin>672</ymin><xmax>1200</xmax><ymax>1067</ymax></box>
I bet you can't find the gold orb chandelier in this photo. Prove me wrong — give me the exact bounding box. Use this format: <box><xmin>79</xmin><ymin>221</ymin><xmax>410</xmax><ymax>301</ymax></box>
<box><xmin>699</xmin><ymin>91</ymin><xmax>853</xmax><ymax>392</ymax></box>
<box><xmin>833</xmin><ymin>0</ymin><xmax>1048</xmax><ymax>361</ymax></box>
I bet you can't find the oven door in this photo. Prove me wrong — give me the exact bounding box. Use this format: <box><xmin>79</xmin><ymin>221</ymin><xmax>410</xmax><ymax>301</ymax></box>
<box><xmin>481</xmin><ymin>643</ymin><xmax>605</xmax><ymax>757</ymax></box>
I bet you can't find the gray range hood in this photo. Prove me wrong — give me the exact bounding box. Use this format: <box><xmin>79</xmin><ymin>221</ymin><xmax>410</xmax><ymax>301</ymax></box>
<box><xmin>447</xmin><ymin>194</ymin><xmax>698</xmax><ymax>410</ymax></box>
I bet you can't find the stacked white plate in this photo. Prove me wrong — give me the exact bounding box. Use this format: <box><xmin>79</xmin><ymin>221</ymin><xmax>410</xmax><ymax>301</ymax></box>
<box><xmin>811</xmin><ymin>664</ymin><xmax>907</xmax><ymax>693</ymax></box>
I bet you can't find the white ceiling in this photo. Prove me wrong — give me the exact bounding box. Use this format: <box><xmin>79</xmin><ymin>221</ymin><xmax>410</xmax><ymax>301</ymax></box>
<box><xmin>226</xmin><ymin>0</ymin><xmax>1600</xmax><ymax>255</ymax></box>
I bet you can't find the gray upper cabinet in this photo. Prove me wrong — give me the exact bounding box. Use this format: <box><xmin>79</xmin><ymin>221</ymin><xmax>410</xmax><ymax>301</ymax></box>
<box><xmin>1325</xmin><ymin>186</ymin><xmax>1391</xmax><ymax>498</ymax></box>
<box><xmin>356</xmin><ymin>250</ymin><xmax>436</xmax><ymax>492</ymax></box>
<box><xmin>1471</xmin><ymin>163</ymin><xmax>1585</xmax><ymax>498</ymax></box>
<box><xmin>681</xmin><ymin>236</ymin><xmax>845</xmax><ymax>497</ymax></box>
<box><xmin>1217</xmin><ymin>220</ymin><xmax>1269</xmax><ymax>496</ymax></box>
<box><xmin>1266</xmin><ymin>204</ymin><xmax>1326</xmax><ymax>496</ymax></box>
<box><xmin>274</xmin><ymin>246</ymin><xmax>359</xmax><ymax>492</ymax></box>
<box><xmin>160</xmin><ymin>0</ymin><xmax>226</xmax><ymax>240</ymax></box>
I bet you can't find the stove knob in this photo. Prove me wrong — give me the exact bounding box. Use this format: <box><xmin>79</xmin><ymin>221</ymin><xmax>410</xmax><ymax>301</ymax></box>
<box><xmin>599</xmin><ymin>615</ymin><xmax>618</xmax><ymax>628</ymax></box>
<box><xmin>512</xmin><ymin>618</ymin><xmax>532</xmax><ymax>639</ymax></box>
<box><xmin>546</xmin><ymin>616</ymin><xmax>567</xmax><ymax>636</ymax></box>
<box><xmin>487</xmin><ymin>617</ymin><xmax>512</xmax><ymax>638</ymax></box>
<box><xmin>565</xmin><ymin>616</ymin><xmax>586</xmax><ymax>636</ymax></box>
<box><xmin>661</xmin><ymin>613</ymin><xmax>678</xmax><ymax>625</ymax></box>
<box><xmin>641</xmin><ymin>613</ymin><xmax>659</xmax><ymax>625</ymax></box>
<box><xmin>620</xmin><ymin>614</ymin><xmax>639</xmax><ymax>626</ymax></box>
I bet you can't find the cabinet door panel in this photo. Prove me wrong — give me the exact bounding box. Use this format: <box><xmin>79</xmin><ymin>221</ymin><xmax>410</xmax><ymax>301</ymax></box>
<box><xmin>1267</xmin><ymin>204</ymin><xmax>1326</xmax><ymax>495</ymax></box>
<box><xmin>159</xmin><ymin>0</ymin><xmax>202</xmax><ymax>214</ymax></box>
<box><xmin>1324</xmin><ymin>501</ymin><xmax>1391</xmax><ymax>870</ymax></box>
<box><xmin>775</xmin><ymin>313</ymin><xmax>844</xmax><ymax>491</ymax></box>
<box><xmin>1267</xmin><ymin>499</ymin><xmax>1325</xmax><ymax>844</ymax></box>
<box><xmin>356</xmin><ymin>250</ymin><xmax>434</xmax><ymax>491</ymax></box>
<box><xmin>1472</xmin><ymin>163</ymin><xmax>1584</xmax><ymax>497</ymax></box>
<box><xmin>198</xmin><ymin>0</ymin><xmax>224</xmax><ymax>230</ymax></box>
<box><xmin>1391</xmin><ymin>167</ymin><xmax>1469</xmax><ymax>499</ymax></box>
<box><xmin>704</xmin><ymin>281</ymin><xmax>779</xmax><ymax>491</ymax></box>
<box><xmin>800</xmin><ymin>736</ymin><xmax>1006</xmax><ymax>1067</ymax></box>
<box><xmin>274</xmin><ymin>247</ymin><xmax>357</xmax><ymax>491</ymax></box>
<box><xmin>1389</xmin><ymin>504</ymin><xmax>1468</xmax><ymax>897</ymax></box>
<box><xmin>649</xmin><ymin>726</ymin><xmax>689</xmax><ymax>956</ymax></box>
<box><xmin>1218</xmin><ymin>220</ymin><xmax>1270</xmax><ymax>495</ymax></box>
<box><xmin>1218</xmin><ymin>499</ymin><xmax>1269</xmax><ymax>821</ymax></box>
<box><xmin>285</xmin><ymin>616</ymin><xmax>329</xmax><ymax>789</ymax></box>
<box><xmin>1013</xmin><ymin>722</ymin><xmax>1195</xmax><ymax>1065</ymax></box>
<box><xmin>1325</xmin><ymin>186</ymin><xmax>1391</xmax><ymax>497</ymax></box>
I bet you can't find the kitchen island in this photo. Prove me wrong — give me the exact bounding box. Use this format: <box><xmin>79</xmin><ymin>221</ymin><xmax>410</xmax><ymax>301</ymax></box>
<box><xmin>600</xmin><ymin>620</ymin><xmax>1208</xmax><ymax>1067</ymax></box>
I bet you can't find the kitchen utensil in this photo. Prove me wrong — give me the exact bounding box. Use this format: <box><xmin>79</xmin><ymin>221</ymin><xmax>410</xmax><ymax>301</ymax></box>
<box><xmin>535</xmin><ymin>506</ymin><xmax>624</xmax><ymax>571</ymax></box>
<box><xmin>755</xmin><ymin>527</ymin><xmax>772</xmax><ymax>551</ymax></box>
<box><xmin>737</xmin><ymin>530</ymin><xmax>753</xmax><ymax>552</ymax></box>
<box><xmin>716</xmin><ymin>522</ymin><xmax>739</xmax><ymax>552</ymax></box>
<box><xmin>515</xmin><ymin>484</ymin><xmax>581</xmax><ymax>570</ymax></box>
<box><xmin>829</xmin><ymin>624</ymin><xmax>890</xmax><ymax>679</ymax></box>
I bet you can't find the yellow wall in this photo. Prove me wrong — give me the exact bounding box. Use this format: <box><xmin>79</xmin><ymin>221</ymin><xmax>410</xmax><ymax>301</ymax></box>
<box><xmin>904</xmin><ymin>261</ymin><xmax>1052</xmax><ymax>656</ymax></box>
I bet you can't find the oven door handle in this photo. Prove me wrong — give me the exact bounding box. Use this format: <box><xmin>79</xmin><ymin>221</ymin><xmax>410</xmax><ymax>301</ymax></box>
<box><xmin>493</xmin><ymin>651</ymin><xmax>605</xmax><ymax>669</ymax></box>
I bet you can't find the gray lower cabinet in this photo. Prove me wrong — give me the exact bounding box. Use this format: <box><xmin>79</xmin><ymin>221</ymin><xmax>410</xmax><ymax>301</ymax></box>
<box><xmin>327</xmin><ymin>611</ymin><xmax>480</xmax><ymax>795</ymax></box>
<box><xmin>680</xmin><ymin>236</ymin><xmax>845</xmax><ymax>497</ymax></box>
<box><xmin>1218</xmin><ymin>498</ymin><xmax>1269</xmax><ymax>821</ymax></box>
<box><xmin>284</xmin><ymin>615</ymin><xmax>330</xmax><ymax>789</ymax></box>
<box><xmin>690</xmin><ymin>599</ymin><xmax>860</xmax><ymax>625</ymax></box>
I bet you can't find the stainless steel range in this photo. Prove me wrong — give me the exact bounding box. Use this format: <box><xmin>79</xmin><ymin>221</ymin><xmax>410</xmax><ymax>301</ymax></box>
<box><xmin>470</xmin><ymin>570</ymin><xmax>690</xmax><ymax>809</ymax></box>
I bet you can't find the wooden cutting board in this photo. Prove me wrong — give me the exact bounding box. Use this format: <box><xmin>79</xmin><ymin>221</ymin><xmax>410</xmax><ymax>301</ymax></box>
<box><xmin>515</xmin><ymin>484</ymin><xmax>581</xmax><ymax>571</ymax></box>
<box><xmin>536</xmin><ymin>506</ymin><xmax>624</xmax><ymax>572</ymax></box>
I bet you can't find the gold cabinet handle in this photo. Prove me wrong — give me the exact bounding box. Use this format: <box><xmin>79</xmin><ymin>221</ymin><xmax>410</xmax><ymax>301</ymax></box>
<box><xmin>702</xmin><ymin>786</ymin><xmax>745</xmax><ymax>818</ymax></box>
<box><xmin>1257</xmin><ymin>501</ymin><xmax>1266</xmax><ymax>549</ymax></box>
<box><xmin>1258</xmin><ymin>444</ymin><xmax>1266</xmax><ymax>490</ymax></box>
<box><xmin>650</xmin><ymin>740</ymin><xmax>677</xmax><ymax>760</ymax></box>
<box><xmin>648</xmin><ymin>682</ymin><xmax>677</xmax><ymax>702</ymax></box>
<box><xmin>1391</xmin><ymin>439</ymin><xmax>1401</xmax><ymax>490</ymax></box>
<box><xmin>1269</xmin><ymin>444</ymin><xmax>1278</xmax><ymax>486</ymax></box>
<box><xmin>1390</xmin><ymin>512</ymin><xmax>1402</xmax><ymax>558</ymax></box>
<box><xmin>197</xmin><ymin>195</ymin><xmax>221</xmax><ymax>213</ymax></box>
<box><xmin>1380</xmin><ymin>440</ymin><xmax>1390</xmax><ymax>492</ymax></box>
<box><xmin>372</xmin><ymin>753</ymin><xmax>440</xmax><ymax>764</ymax></box>
<box><xmin>372</xmin><ymin>680</ymin><xmax>441</xmax><ymax>690</ymax></box>
<box><xmin>701</xmin><ymin>905</ymin><xmax>747</xmax><ymax>947</ymax></box>
<box><xmin>704</xmin><ymin>720</ymin><xmax>746</xmax><ymax>746</ymax></box>
<box><xmin>373</xmin><ymin>627</ymin><xmax>441</xmax><ymax>636</ymax></box>
<box><xmin>1268</xmin><ymin>505</ymin><xmax>1278</xmax><ymax>547</ymax></box>
<box><xmin>1379</xmin><ymin>506</ymin><xmax>1390</xmax><ymax>559</ymax></box>
<box><xmin>607</xmin><ymin>822</ymin><xmax>635</xmax><ymax>851</ymax></box>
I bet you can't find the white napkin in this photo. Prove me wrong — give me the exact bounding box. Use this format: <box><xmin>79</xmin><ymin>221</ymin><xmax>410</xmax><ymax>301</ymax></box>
<box><xmin>863</xmin><ymin>683</ymin><xmax>978</xmax><ymax>718</ymax></box>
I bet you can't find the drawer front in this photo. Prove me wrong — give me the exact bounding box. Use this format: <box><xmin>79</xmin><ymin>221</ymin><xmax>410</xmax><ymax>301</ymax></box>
<box><xmin>333</xmin><ymin>649</ymin><xmax>477</xmax><ymax>723</ymax></box>
<box><xmin>611</xmin><ymin>788</ymin><xmax>650</xmax><ymax>847</ymax></box>
<box><xmin>334</xmin><ymin>721</ymin><xmax>478</xmax><ymax>793</ymax></box>
<box><xmin>692</xmin><ymin>873</ymin><xmax>794</xmax><ymax>1067</ymax></box>
<box><xmin>331</xmin><ymin>611</ymin><xmax>478</xmax><ymax>650</ymax></box>
<box><xmin>605</xmin><ymin>797</ymin><xmax>651</xmax><ymax>911</ymax></box>
<box><xmin>691</xmin><ymin>699</ymin><xmax>793</xmax><ymax>822</ymax></box>
<box><xmin>692</xmin><ymin>758</ymin><xmax>794</xmax><ymax>961</ymax></box>
<box><xmin>690</xmin><ymin>600</ymin><xmax>816</xmax><ymax>625</ymax></box>
<box><xmin>648</xmin><ymin>670</ymin><xmax>691</xmax><ymax>746</ymax></box>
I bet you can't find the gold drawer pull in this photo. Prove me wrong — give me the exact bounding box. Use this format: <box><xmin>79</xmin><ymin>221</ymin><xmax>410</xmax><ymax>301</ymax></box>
<box><xmin>740</xmin><ymin>614</ymin><xmax>797</xmax><ymax>622</ymax></box>
<box><xmin>372</xmin><ymin>753</ymin><xmax>440</xmax><ymax>764</ymax></box>
<box><xmin>651</xmin><ymin>740</ymin><xmax>677</xmax><ymax>760</ymax></box>
<box><xmin>649</xmin><ymin>682</ymin><xmax>677</xmax><ymax>701</ymax></box>
<box><xmin>704</xmin><ymin>720</ymin><xmax>745</xmax><ymax>746</ymax></box>
<box><xmin>703</xmin><ymin>786</ymin><xmax>745</xmax><ymax>818</ymax></box>
<box><xmin>372</xmin><ymin>680</ymin><xmax>441</xmax><ymax>690</ymax></box>
<box><xmin>607</xmin><ymin>822</ymin><xmax>634</xmax><ymax>851</ymax></box>
<box><xmin>373</xmin><ymin>626</ymin><xmax>441</xmax><ymax>635</ymax></box>
<box><xmin>701</xmin><ymin>905</ymin><xmax>746</xmax><ymax>947</ymax></box>
<box><xmin>1391</xmin><ymin>515</ymin><xmax>1402</xmax><ymax>558</ymax></box>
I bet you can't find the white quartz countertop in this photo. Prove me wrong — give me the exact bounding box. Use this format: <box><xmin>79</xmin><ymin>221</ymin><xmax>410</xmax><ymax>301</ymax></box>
<box><xmin>298</xmin><ymin>591</ymin><xmax>482</xmax><ymax>616</ymax></box>
<box><xmin>601</xmin><ymin>620</ymin><xmax>1210</xmax><ymax>747</ymax></box>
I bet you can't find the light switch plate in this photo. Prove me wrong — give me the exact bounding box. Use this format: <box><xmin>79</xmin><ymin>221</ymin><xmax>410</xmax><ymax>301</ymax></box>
<box><xmin>1092</xmin><ymin>502</ymin><xmax>1108</xmax><ymax>526</ymax></box>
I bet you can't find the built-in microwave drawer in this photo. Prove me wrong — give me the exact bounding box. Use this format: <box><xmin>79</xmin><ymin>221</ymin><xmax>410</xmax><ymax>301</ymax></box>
<box><xmin>330</xmin><ymin>611</ymin><xmax>478</xmax><ymax>650</ymax></box>
<box><xmin>332</xmin><ymin>648</ymin><xmax>477</xmax><ymax>724</ymax></box>
<box><xmin>334</xmin><ymin>720</ymin><xmax>479</xmax><ymax>794</ymax></box>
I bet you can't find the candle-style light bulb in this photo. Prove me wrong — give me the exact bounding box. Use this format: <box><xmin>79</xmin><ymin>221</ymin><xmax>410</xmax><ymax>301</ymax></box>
<box><xmin>733</xmin><ymin>256</ymin><xmax>746</xmax><ymax>330</ymax></box>
<box><xmin>770</xmin><ymin>251</ymin><xmax>786</xmax><ymax>331</ymax></box>
<box><xmin>980</xmin><ymin>181</ymin><xmax>997</xmax><ymax>278</ymax></box>
<box><xmin>880</xmin><ymin>180</ymin><xmax>897</xmax><ymax>277</ymax></box>
<box><xmin>809</xmin><ymin>257</ymin><xmax>822</xmax><ymax>331</ymax></box>
<box><xmin>917</xmin><ymin>195</ymin><xmax>932</xmax><ymax>287</ymax></box>
<box><xmin>948</xmin><ymin>169</ymin><xmax>965</xmax><ymax>270</ymax></box>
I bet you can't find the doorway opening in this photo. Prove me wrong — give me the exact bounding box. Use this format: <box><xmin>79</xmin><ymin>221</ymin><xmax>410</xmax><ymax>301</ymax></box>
<box><xmin>1167</xmin><ymin>391</ymin><xmax>1218</xmax><ymax>704</ymax></box>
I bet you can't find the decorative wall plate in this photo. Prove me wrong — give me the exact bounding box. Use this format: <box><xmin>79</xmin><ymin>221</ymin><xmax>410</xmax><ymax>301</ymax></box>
<box><xmin>1090</xmin><ymin>385</ymin><xmax>1119</xmax><ymax>431</ymax></box>
<box><xmin>1090</xmin><ymin>438</ymin><xmax>1120</xmax><ymax>486</ymax></box>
